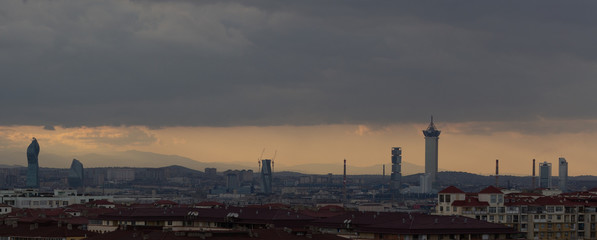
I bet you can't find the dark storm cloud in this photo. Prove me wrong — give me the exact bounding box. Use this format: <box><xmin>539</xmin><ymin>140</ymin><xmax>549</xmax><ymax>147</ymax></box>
<box><xmin>2</xmin><ymin>1</ymin><xmax>597</xmax><ymax>128</ymax></box>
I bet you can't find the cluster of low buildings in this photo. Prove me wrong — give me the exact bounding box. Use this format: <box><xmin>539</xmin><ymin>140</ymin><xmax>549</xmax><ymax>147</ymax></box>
<box><xmin>436</xmin><ymin>185</ymin><xmax>597</xmax><ymax>239</ymax></box>
<box><xmin>0</xmin><ymin>198</ymin><xmax>520</xmax><ymax>240</ymax></box>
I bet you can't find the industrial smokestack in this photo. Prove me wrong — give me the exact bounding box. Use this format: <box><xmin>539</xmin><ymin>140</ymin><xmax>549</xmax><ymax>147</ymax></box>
<box><xmin>343</xmin><ymin>159</ymin><xmax>347</xmax><ymax>202</ymax></box>
<box><xmin>495</xmin><ymin>159</ymin><xmax>499</xmax><ymax>187</ymax></box>
<box><xmin>532</xmin><ymin>159</ymin><xmax>536</xmax><ymax>189</ymax></box>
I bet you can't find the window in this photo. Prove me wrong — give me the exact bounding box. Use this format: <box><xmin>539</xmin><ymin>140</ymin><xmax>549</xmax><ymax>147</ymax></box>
<box><xmin>489</xmin><ymin>207</ymin><xmax>496</xmax><ymax>213</ymax></box>
<box><xmin>446</xmin><ymin>194</ymin><xmax>451</xmax><ymax>202</ymax></box>
<box><xmin>547</xmin><ymin>206</ymin><xmax>555</xmax><ymax>213</ymax></box>
<box><xmin>490</xmin><ymin>195</ymin><xmax>497</xmax><ymax>203</ymax></box>
<box><xmin>446</xmin><ymin>207</ymin><xmax>450</xmax><ymax>212</ymax></box>
<box><xmin>440</xmin><ymin>195</ymin><xmax>445</xmax><ymax>203</ymax></box>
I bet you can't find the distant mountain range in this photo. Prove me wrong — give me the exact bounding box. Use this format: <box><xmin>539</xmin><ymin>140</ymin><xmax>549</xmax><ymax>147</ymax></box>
<box><xmin>0</xmin><ymin>149</ymin><xmax>426</xmax><ymax>175</ymax></box>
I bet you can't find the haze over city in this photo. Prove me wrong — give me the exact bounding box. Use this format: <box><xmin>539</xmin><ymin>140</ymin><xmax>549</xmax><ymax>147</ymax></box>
<box><xmin>2</xmin><ymin>1</ymin><xmax>597</xmax><ymax>176</ymax></box>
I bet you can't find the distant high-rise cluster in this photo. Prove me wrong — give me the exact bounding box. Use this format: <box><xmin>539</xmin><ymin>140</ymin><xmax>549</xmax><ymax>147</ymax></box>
<box><xmin>390</xmin><ymin>147</ymin><xmax>402</xmax><ymax>191</ymax></box>
<box><xmin>423</xmin><ymin>116</ymin><xmax>440</xmax><ymax>183</ymax></box>
<box><xmin>68</xmin><ymin>159</ymin><xmax>84</xmax><ymax>188</ymax></box>
<box><xmin>26</xmin><ymin>138</ymin><xmax>40</xmax><ymax>188</ymax></box>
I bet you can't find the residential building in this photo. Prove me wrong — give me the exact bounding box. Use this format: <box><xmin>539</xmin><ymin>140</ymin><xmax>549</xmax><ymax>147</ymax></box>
<box><xmin>437</xmin><ymin>185</ymin><xmax>597</xmax><ymax>239</ymax></box>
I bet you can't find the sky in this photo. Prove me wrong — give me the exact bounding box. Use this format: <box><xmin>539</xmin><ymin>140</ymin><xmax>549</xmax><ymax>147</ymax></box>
<box><xmin>1</xmin><ymin>1</ymin><xmax>597</xmax><ymax>175</ymax></box>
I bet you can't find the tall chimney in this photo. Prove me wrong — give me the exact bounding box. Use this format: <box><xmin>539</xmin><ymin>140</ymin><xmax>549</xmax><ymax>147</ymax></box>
<box><xmin>495</xmin><ymin>159</ymin><xmax>499</xmax><ymax>187</ymax></box>
<box><xmin>343</xmin><ymin>159</ymin><xmax>347</xmax><ymax>203</ymax></box>
<box><xmin>532</xmin><ymin>159</ymin><xmax>536</xmax><ymax>189</ymax></box>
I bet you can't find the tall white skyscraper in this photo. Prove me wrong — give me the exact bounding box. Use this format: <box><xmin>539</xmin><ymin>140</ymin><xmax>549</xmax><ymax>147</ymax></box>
<box><xmin>539</xmin><ymin>161</ymin><xmax>552</xmax><ymax>189</ymax></box>
<box><xmin>423</xmin><ymin>116</ymin><xmax>440</xmax><ymax>183</ymax></box>
<box><xmin>559</xmin><ymin>157</ymin><xmax>568</xmax><ymax>192</ymax></box>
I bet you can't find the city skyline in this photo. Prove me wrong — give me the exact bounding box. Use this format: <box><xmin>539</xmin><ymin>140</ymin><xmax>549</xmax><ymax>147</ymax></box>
<box><xmin>0</xmin><ymin>122</ymin><xmax>587</xmax><ymax>176</ymax></box>
<box><xmin>1</xmin><ymin>1</ymin><xmax>597</xmax><ymax>176</ymax></box>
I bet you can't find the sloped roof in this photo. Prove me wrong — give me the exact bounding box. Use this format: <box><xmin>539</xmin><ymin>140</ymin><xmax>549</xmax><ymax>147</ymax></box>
<box><xmin>312</xmin><ymin>211</ymin><xmax>518</xmax><ymax>235</ymax></box>
<box><xmin>439</xmin><ymin>186</ymin><xmax>465</xmax><ymax>194</ymax></box>
<box><xmin>479</xmin><ymin>186</ymin><xmax>503</xmax><ymax>194</ymax></box>
<box><xmin>194</xmin><ymin>201</ymin><xmax>224</xmax><ymax>207</ymax></box>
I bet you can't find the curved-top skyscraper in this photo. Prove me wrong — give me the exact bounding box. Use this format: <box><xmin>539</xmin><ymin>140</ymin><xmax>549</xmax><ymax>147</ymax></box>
<box><xmin>68</xmin><ymin>159</ymin><xmax>84</xmax><ymax>188</ymax></box>
<box><xmin>423</xmin><ymin>116</ymin><xmax>440</xmax><ymax>184</ymax></box>
<box><xmin>26</xmin><ymin>138</ymin><xmax>40</xmax><ymax>188</ymax></box>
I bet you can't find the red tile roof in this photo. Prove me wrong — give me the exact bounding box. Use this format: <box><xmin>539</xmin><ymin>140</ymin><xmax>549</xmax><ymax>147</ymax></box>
<box><xmin>478</xmin><ymin>186</ymin><xmax>502</xmax><ymax>194</ymax></box>
<box><xmin>155</xmin><ymin>200</ymin><xmax>178</xmax><ymax>205</ymax></box>
<box><xmin>312</xmin><ymin>211</ymin><xmax>518</xmax><ymax>235</ymax></box>
<box><xmin>194</xmin><ymin>201</ymin><xmax>224</xmax><ymax>207</ymax></box>
<box><xmin>438</xmin><ymin>186</ymin><xmax>465</xmax><ymax>194</ymax></box>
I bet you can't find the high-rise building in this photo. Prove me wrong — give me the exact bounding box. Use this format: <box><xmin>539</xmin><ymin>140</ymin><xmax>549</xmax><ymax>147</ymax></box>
<box><xmin>539</xmin><ymin>161</ymin><xmax>552</xmax><ymax>189</ymax></box>
<box><xmin>261</xmin><ymin>159</ymin><xmax>272</xmax><ymax>194</ymax></box>
<box><xmin>390</xmin><ymin>147</ymin><xmax>402</xmax><ymax>191</ymax></box>
<box><xmin>420</xmin><ymin>173</ymin><xmax>432</xmax><ymax>194</ymax></box>
<box><xmin>26</xmin><ymin>138</ymin><xmax>40</xmax><ymax>188</ymax></box>
<box><xmin>559</xmin><ymin>157</ymin><xmax>568</xmax><ymax>192</ymax></box>
<box><xmin>423</xmin><ymin>116</ymin><xmax>441</xmax><ymax>183</ymax></box>
<box><xmin>67</xmin><ymin>159</ymin><xmax>84</xmax><ymax>188</ymax></box>
<box><xmin>226</xmin><ymin>172</ymin><xmax>240</xmax><ymax>190</ymax></box>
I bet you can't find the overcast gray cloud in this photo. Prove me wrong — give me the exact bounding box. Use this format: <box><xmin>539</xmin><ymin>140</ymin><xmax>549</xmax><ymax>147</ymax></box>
<box><xmin>1</xmin><ymin>0</ymin><xmax>597</xmax><ymax>128</ymax></box>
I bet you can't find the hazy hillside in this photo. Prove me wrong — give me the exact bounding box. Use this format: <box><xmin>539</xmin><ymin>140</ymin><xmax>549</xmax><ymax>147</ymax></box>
<box><xmin>281</xmin><ymin>162</ymin><xmax>425</xmax><ymax>175</ymax></box>
<box><xmin>0</xmin><ymin>149</ymin><xmax>429</xmax><ymax>175</ymax></box>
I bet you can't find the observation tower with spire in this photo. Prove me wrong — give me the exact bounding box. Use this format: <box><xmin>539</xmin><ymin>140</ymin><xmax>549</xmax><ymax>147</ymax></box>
<box><xmin>423</xmin><ymin>116</ymin><xmax>441</xmax><ymax>184</ymax></box>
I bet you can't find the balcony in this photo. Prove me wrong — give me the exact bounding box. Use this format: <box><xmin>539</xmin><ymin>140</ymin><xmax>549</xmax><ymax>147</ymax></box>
<box><xmin>462</xmin><ymin>211</ymin><xmax>487</xmax><ymax>215</ymax></box>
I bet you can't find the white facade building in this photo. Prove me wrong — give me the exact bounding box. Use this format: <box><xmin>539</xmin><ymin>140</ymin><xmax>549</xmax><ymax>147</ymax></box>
<box><xmin>0</xmin><ymin>189</ymin><xmax>113</xmax><ymax>209</ymax></box>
